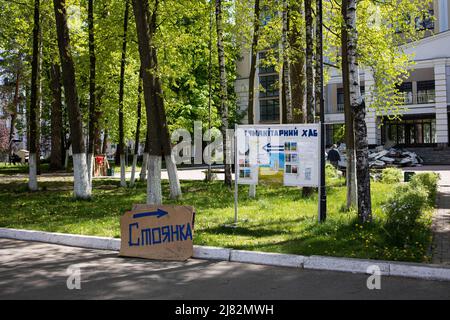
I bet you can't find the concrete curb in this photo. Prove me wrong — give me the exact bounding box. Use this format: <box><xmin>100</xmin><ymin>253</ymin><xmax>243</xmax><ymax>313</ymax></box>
<box><xmin>304</xmin><ymin>256</ymin><xmax>391</xmax><ymax>276</ymax></box>
<box><xmin>193</xmin><ymin>246</ymin><xmax>231</xmax><ymax>261</ymax></box>
<box><xmin>1</xmin><ymin>228</ymin><xmax>450</xmax><ymax>281</ymax></box>
<box><xmin>230</xmin><ymin>250</ymin><xmax>305</xmax><ymax>268</ymax></box>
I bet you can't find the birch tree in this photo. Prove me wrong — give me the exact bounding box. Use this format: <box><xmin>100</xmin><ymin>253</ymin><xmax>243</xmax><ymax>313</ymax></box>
<box><xmin>341</xmin><ymin>0</ymin><xmax>357</xmax><ymax>209</ymax></box>
<box><xmin>344</xmin><ymin>0</ymin><xmax>371</xmax><ymax>222</ymax></box>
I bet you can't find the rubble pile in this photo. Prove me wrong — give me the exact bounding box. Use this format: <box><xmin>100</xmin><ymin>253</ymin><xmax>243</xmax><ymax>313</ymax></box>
<box><xmin>368</xmin><ymin>147</ymin><xmax>423</xmax><ymax>169</ymax></box>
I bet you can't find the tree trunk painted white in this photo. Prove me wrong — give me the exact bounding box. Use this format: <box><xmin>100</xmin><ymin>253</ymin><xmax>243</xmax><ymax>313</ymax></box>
<box><xmin>165</xmin><ymin>154</ymin><xmax>182</xmax><ymax>200</ymax></box>
<box><xmin>120</xmin><ymin>154</ymin><xmax>127</xmax><ymax>187</ymax></box>
<box><xmin>147</xmin><ymin>155</ymin><xmax>162</xmax><ymax>205</ymax></box>
<box><xmin>72</xmin><ymin>153</ymin><xmax>91</xmax><ymax>199</ymax></box>
<box><xmin>130</xmin><ymin>154</ymin><xmax>138</xmax><ymax>187</ymax></box>
<box><xmin>87</xmin><ymin>153</ymin><xmax>94</xmax><ymax>188</ymax></box>
<box><xmin>28</xmin><ymin>153</ymin><xmax>38</xmax><ymax>191</ymax></box>
<box><xmin>139</xmin><ymin>152</ymin><xmax>148</xmax><ymax>181</ymax></box>
<box><xmin>249</xmin><ymin>184</ymin><xmax>256</xmax><ymax>198</ymax></box>
<box><xmin>341</xmin><ymin>0</ymin><xmax>357</xmax><ymax>210</ymax></box>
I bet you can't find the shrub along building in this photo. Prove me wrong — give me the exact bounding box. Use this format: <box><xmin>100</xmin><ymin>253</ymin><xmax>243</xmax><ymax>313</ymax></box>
<box><xmin>235</xmin><ymin>1</ymin><xmax>450</xmax><ymax>164</ymax></box>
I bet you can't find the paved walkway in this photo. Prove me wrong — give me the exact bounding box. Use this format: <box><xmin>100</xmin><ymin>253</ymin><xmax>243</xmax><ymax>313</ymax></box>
<box><xmin>1</xmin><ymin>239</ymin><xmax>450</xmax><ymax>300</ymax></box>
<box><xmin>402</xmin><ymin>166</ymin><xmax>450</xmax><ymax>265</ymax></box>
<box><xmin>432</xmin><ymin>169</ymin><xmax>450</xmax><ymax>265</ymax></box>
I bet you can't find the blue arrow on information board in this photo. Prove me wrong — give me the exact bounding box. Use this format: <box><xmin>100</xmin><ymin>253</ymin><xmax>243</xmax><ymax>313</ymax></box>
<box><xmin>263</xmin><ymin>143</ymin><xmax>284</xmax><ymax>153</ymax></box>
<box><xmin>133</xmin><ymin>209</ymin><xmax>169</xmax><ymax>219</ymax></box>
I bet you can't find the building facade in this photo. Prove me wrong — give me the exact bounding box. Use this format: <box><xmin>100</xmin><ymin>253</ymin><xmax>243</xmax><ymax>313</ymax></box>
<box><xmin>235</xmin><ymin>0</ymin><xmax>450</xmax><ymax>149</ymax></box>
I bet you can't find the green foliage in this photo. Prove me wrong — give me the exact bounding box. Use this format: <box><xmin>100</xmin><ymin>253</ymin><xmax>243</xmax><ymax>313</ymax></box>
<box><xmin>410</xmin><ymin>172</ymin><xmax>439</xmax><ymax>206</ymax></box>
<box><xmin>332</xmin><ymin>124</ymin><xmax>345</xmax><ymax>144</ymax></box>
<box><xmin>326</xmin><ymin>163</ymin><xmax>339</xmax><ymax>180</ymax></box>
<box><xmin>383</xmin><ymin>181</ymin><xmax>434</xmax><ymax>246</ymax></box>
<box><xmin>380</xmin><ymin>168</ymin><xmax>403</xmax><ymax>184</ymax></box>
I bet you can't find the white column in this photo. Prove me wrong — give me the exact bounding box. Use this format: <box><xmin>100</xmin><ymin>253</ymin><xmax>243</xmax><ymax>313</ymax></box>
<box><xmin>434</xmin><ymin>62</ymin><xmax>448</xmax><ymax>146</ymax></box>
<box><xmin>364</xmin><ymin>70</ymin><xmax>377</xmax><ymax>146</ymax></box>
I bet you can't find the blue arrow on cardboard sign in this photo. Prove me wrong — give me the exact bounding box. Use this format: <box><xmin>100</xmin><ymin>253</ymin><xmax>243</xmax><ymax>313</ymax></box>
<box><xmin>263</xmin><ymin>143</ymin><xmax>284</xmax><ymax>153</ymax></box>
<box><xmin>132</xmin><ymin>209</ymin><xmax>169</xmax><ymax>219</ymax></box>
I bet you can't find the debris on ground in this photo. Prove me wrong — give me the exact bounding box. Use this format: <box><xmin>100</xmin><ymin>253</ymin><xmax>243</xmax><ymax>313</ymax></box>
<box><xmin>335</xmin><ymin>144</ymin><xmax>423</xmax><ymax>169</ymax></box>
<box><xmin>368</xmin><ymin>147</ymin><xmax>423</xmax><ymax>168</ymax></box>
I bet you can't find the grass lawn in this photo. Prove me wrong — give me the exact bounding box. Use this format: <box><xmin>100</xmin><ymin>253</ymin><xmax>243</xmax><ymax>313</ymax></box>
<box><xmin>0</xmin><ymin>166</ymin><xmax>434</xmax><ymax>263</ymax></box>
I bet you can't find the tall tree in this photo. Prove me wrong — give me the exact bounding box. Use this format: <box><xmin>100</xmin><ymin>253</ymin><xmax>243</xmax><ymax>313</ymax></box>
<box><xmin>53</xmin><ymin>0</ymin><xmax>91</xmax><ymax>199</ymax></box>
<box><xmin>215</xmin><ymin>0</ymin><xmax>232</xmax><ymax>187</ymax></box>
<box><xmin>281</xmin><ymin>0</ymin><xmax>292</xmax><ymax>124</ymax></box>
<box><xmin>247</xmin><ymin>0</ymin><xmax>260</xmax><ymax>198</ymax></box>
<box><xmin>302</xmin><ymin>0</ymin><xmax>314</xmax><ymax>198</ymax></box>
<box><xmin>118</xmin><ymin>0</ymin><xmax>130</xmax><ymax>188</ymax></box>
<box><xmin>49</xmin><ymin>63</ymin><xmax>63</xmax><ymax>170</ymax></box>
<box><xmin>9</xmin><ymin>67</ymin><xmax>21</xmax><ymax>164</ymax></box>
<box><xmin>344</xmin><ymin>0</ymin><xmax>371</xmax><ymax>222</ymax></box>
<box><xmin>87</xmin><ymin>0</ymin><xmax>98</xmax><ymax>184</ymax></box>
<box><xmin>132</xmin><ymin>0</ymin><xmax>181</xmax><ymax>204</ymax></box>
<box><xmin>28</xmin><ymin>0</ymin><xmax>40</xmax><ymax>191</ymax></box>
<box><xmin>341</xmin><ymin>0</ymin><xmax>357</xmax><ymax>209</ymax></box>
<box><xmin>247</xmin><ymin>0</ymin><xmax>260</xmax><ymax>125</ymax></box>
<box><xmin>151</xmin><ymin>44</ymin><xmax>182</xmax><ymax>200</ymax></box>
<box><xmin>139</xmin><ymin>131</ymin><xmax>149</xmax><ymax>181</ymax></box>
<box><xmin>289</xmin><ymin>1</ymin><xmax>305</xmax><ymax>124</ymax></box>
<box><xmin>130</xmin><ymin>71</ymin><xmax>143</xmax><ymax>187</ymax></box>
<box><xmin>314</xmin><ymin>0</ymin><xmax>322</xmax><ymax>121</ymax></box>
<box><xmin>304</xmin><ymin>0</ymin><xmax>314</xmax><ymax>124</ymax></box>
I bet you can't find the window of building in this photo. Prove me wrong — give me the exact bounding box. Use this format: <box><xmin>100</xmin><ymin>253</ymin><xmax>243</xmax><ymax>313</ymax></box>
<box><xmin>259</xmin><ymin>74</ymin><xmax>279</xmax><ymax>98</ymax></box>
<box><xmin>260</xmin><ymin>99</ymin><xmax>280</xmax><ymax>122</ymax></box>
<box><xmin>383</xmin><ymin>118</ymin><xmax>436</xmax><ymax>146</ymax></box>
<box><xmin>417</xmin><ymin>80</ymin><xmax>435</xmax><ymax>104</ymax></box>
<box><xmin>397</xmin><ymin>82</ymin><xmax>413</xmax><ymax>104</ymax></box>
<box><xmin>337</xmin><ymin>88</ymin><xmax>344</xmax><ymax>112</ymax></box>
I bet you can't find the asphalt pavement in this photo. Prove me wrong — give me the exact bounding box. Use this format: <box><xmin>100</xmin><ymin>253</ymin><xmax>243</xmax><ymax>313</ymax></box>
<box><xmin>1</xmin><ymin>239</ymin><xmax>450</xmax><ymax>300</ymax></box>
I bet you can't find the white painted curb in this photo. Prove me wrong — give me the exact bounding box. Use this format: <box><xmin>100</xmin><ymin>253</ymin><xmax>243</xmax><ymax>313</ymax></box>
<box><xmin>1</xmin><ymin>228</ymin><xmax>450</xmax><ymax>281</ymax></box>
<box><xmin>0</xmin><ymin>228</ymin><xmax>120</xmax><ymax>251</ymax></box>
<box><xmin>193</xmin><ymin>245</ymin><xmax>231</xmax><ymax>261</ymax></box>
<box><xmin>304</xmin><ymin>256</ymin><xmax>390</xmax><ymax>275</ymax></box>
<box><xmin>389</xmin><ymin>262</ymin><xmax>450</xmax><ymax>281</ymax></box>
<box><xmin>230</xmin><ymin>250</ymin><xmax>305</xmax><ymax>268</ymax></box>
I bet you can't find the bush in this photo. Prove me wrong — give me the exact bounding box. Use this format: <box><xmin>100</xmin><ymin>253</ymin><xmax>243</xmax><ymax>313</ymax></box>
<box><xmin>383</xmin><ymin>183</ymin><xmax>429</xmax><ymax>245</ymax></box>
<box><xmin>326</xmin><ymin>163</ymin><xmax>339</xmax><ymax>179</ymax></box>
<box><xmin>410</xmin><ymin>172</ymin><xmax>439</xmax><ymax>205</ymax></box>
<box><xmin>381</xmin><ymin>168</ymin><xmax>403</xmax><ymax>184</ymax></box>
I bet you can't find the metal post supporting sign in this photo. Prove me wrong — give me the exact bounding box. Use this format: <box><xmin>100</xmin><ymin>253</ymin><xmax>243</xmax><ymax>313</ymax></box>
<box><xmin>234</xmin><ymin>123</ymin><xmax>238</xmax><ymax>227</ymax></box>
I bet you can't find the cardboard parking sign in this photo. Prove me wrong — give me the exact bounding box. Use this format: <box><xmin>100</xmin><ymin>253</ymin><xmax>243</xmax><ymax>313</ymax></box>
<box><xmin>120</xmin><ymin>205</ymin><xmax>195</xmax><ymax>261</ymax></box>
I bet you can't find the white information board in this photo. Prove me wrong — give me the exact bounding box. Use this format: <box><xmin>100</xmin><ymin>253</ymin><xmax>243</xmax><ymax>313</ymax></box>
<box><xmin>235</xmin><ymin>124</ymin><xmax>320</xmax><ymax>187</ymax></box>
